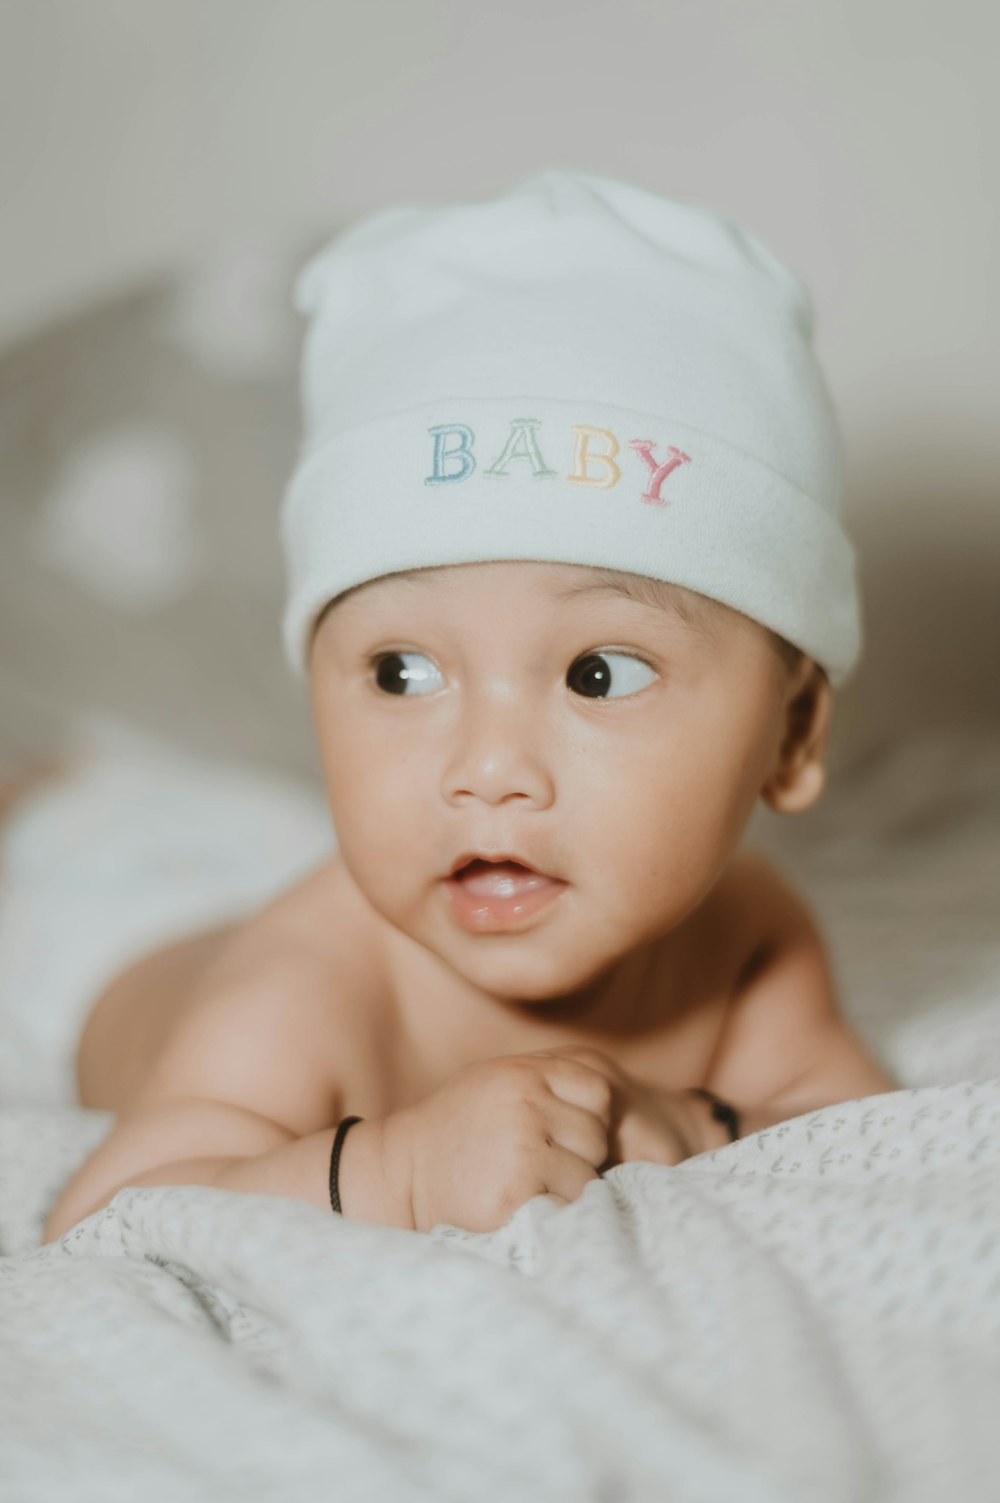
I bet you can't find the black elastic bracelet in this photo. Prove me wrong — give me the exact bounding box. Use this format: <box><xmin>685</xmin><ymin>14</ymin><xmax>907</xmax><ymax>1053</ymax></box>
<box><xmin>687</xmin><ymin>1087</ymin><xmax>741</xmax><ymax>1143</ymax></box>
<box><xmin>329</xmin><ymin>1115</ymin><xmax>364</xmax><ymax>1214</ymax></box>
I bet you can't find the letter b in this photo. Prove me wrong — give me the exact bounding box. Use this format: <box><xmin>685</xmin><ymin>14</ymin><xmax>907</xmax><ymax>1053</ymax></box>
<box><xmin>425</xmin><ymin>424</ymin><xmax>476</xmax><ymax>484</ymax></box>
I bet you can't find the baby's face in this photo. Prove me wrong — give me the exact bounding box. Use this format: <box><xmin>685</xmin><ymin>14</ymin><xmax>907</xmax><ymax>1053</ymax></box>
<box><xmin>308</xmin><ymin>560</ymin><xmax>801</xmax><ymax>1002</ymax></box>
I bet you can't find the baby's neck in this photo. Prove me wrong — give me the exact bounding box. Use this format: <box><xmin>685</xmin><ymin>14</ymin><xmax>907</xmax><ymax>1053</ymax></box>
<box><xmin>379</xmin><ymin>920</ymin><xmax>687</xmax><ymax>1089</ymax></box>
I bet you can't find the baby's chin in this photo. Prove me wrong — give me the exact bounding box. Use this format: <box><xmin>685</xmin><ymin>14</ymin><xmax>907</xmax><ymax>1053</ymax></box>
<box><xmin>434</xmin><ymin>929</ymin><xmax>631</xmax><ymax>1012</ymax></box>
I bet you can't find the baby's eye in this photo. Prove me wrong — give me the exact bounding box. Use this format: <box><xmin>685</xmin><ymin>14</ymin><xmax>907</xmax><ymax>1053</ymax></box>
<box><xmin>373</xmin><ymin>651</ymin><xmax>443</xmax><ymax>696</ymax></box>
<box><xmin>566</xmin><ymin>652</ymin><xmax>658</xmax><ymax>700</ymax></box>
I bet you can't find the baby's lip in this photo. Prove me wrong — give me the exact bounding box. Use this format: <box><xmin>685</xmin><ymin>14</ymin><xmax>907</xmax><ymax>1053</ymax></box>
<box><xmin>446</xmin><ymin>850</ymin><xmax>559</xmax><ymax>881</ymax></box>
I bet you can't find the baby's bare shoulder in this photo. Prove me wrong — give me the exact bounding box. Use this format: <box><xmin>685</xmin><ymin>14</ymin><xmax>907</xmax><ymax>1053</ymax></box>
<box><xmin>133</xmin><ymin>855</ymin><xmax>386</xmax><ymax>1137</ymax></box>
<box><xmin>723</xmin><ymin>846</ymin><xmax>825</xmax><ymax>949</ymax></box>
<box><xmin>691</xmin><ymin>845</ymin><xmax>823</xmax><ymax>1009</ymax></box>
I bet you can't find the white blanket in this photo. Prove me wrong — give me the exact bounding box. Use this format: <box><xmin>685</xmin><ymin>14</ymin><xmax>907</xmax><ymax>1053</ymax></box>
<box><xmin>2</xmin><ymin>720</ymin><xmax>999</xmax><ymax>1499</ymax></box>
<box><xmin>1</xmin><ymin>1083</ymin><xmax>999</xmax><ymax>1501</ymax></box>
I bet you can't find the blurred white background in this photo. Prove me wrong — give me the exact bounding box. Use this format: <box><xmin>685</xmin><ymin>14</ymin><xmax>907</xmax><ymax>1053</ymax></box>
<box><xmin>1</xmin><ymin>0</ymin><xmax>997</xmax><ymax>778</ymax></box>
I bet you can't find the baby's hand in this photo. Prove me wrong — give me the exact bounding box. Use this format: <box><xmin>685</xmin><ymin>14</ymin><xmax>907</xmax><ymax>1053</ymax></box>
<box><xmin>381</xmin><ymin>1047</ymin><xmax>613</xmax><ymax>1234</ymax></box>
<box><xmin>535</xmin><ymin>1046</ymin><xmax>701</xmax><ymax>1170</ymax></box>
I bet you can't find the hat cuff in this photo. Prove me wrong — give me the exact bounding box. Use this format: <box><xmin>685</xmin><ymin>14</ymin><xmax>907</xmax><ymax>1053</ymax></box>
<box><xmin>280</xmin><ymin>396</ymin><xmax>861</xmax><ymax>688</ymax></box>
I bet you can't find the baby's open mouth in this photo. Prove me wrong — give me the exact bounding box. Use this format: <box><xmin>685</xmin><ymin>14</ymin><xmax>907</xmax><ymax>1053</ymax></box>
<box><xmin>447</xmin><ymin>848</ymin><xmax>560</xmax><ymax>880</ymax></box>
<box><xmin>444</xmin><ymin>854</ymin><xmax>568</xmax><ymax>930</ymax></box>
<box><xmin>451</xmin><ymin>858</ymin><xmax>552</xmax><ymax>897</ymax></box>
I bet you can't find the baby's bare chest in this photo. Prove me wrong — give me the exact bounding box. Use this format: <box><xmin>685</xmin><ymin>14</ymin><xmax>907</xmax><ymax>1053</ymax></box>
<box><xmin>329</xmin><ymin>878</ymin><xmax>759</xmax><ymax>1122</ymax></box>
<box><xmin>86</xmin><ymin>852</ymin><xmax>763</xmax><ymax>1129</ymax></box>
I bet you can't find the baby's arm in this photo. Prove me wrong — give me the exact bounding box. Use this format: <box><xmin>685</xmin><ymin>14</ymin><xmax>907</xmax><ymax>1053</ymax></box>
<box><xmin>40</xmin><ymin>1105</ymin><xmax>410</xmax><ymax>1244</ymax></box>
<box><xmin>696</xmin><ymin>859</ymin><xmax>898</xmax><ymax>1146</ymax></box>
<box><xmin>41</xmin><ymin>1095</ymin><xmax>296</xmax><ymax>1242</ymax></box>
<box><xmin>40</xmin><ymin>968</ymin><xmax>413</xmax><ymax>1243</ymax></box>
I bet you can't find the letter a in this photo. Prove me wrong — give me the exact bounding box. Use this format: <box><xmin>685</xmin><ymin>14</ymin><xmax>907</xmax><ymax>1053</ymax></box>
<box><xmin>484</xmin><ymin>418</ymin><xmax>558</xmax><ymax>479</ymax></box>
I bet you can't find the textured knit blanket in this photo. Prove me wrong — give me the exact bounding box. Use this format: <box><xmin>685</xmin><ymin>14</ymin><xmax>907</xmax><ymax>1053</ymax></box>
<box><xmin>1</xmin><ymin>1081</ymin><xmax>999</xmax><ymax>1502</ymax></box>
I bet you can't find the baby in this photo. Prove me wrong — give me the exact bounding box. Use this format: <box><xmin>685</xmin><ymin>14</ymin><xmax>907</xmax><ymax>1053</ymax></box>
<box><xmin>39</xmin><ymin>169</ymin><xmax>896</xmax><ymax>1245</ymax></box>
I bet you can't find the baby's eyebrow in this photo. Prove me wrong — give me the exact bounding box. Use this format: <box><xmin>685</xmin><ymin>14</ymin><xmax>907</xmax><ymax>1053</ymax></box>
<box><xmin>552</xmin><ymin>573</ymin><xmax>721</xmax><ymax>641</ymax></box>
<box><xmin>359</xmin><ymin>565</ymin><xmax>722</xmax><ymax>644</ymax></box>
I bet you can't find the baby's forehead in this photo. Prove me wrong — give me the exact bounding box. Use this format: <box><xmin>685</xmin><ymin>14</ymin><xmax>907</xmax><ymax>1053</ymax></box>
<box><xmin>332</xmin><ymin>560</ymin><xmax>726</xmax><ymax>633</ymax></box>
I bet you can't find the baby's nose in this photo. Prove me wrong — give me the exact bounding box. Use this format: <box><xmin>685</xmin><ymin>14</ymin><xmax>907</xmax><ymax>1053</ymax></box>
<box><xmin>441</xmin><ymin>705</ymin><xmax>554</xmax><ymax>809</ymax></box>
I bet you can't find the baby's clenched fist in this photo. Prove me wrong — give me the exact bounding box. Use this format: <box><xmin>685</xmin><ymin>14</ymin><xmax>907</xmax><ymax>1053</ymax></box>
<box><xmin>381</xmin><ymin>1049</ymin><xmax>614</xmax><ymax>1234</ymax></box>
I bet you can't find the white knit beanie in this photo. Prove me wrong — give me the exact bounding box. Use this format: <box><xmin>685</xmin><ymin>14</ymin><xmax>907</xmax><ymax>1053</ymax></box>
<box><xmin>280</xmin><ymin>168</ymin><xmax>861</xmax><ymax>687</ymax></box>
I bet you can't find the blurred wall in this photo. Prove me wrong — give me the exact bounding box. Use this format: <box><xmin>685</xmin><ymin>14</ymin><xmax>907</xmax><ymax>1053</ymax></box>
<box><xmin>2</xmin><ymin>0</ymin><xmax>998</xmax><ymax>758</ymax></box>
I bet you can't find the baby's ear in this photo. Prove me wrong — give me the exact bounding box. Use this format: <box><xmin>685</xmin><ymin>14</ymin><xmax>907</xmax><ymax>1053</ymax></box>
<box><xmin>759</xmin><ymin>658</ymin><xmax>832</xmax><ymax>815</ymax></box>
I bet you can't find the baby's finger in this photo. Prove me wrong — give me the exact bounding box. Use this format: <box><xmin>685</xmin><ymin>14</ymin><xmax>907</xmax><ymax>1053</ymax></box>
<box><xmin>538</xmin><ymin>1136</ymin><xmax>601</xmax><ymax>1208</ymax></box>
<box><xmin>544</xmin><ymin>1096</ymin><xmax>609</xmax><ymax>1169</ymax></box>
<box><xmin>542</xmin><ymin>1140</ymin><xmax>603</xmax><ymax>1205</ymax></box>
<box><xmin>532</xmin><ymin>1043</ymin><xmax>622</xmax><ymax>1075</ymax></box>
<box><xmin>535</xmin><ymin>1055</ymin><xmax>615</xmax><ymax>1125</ymax></box>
